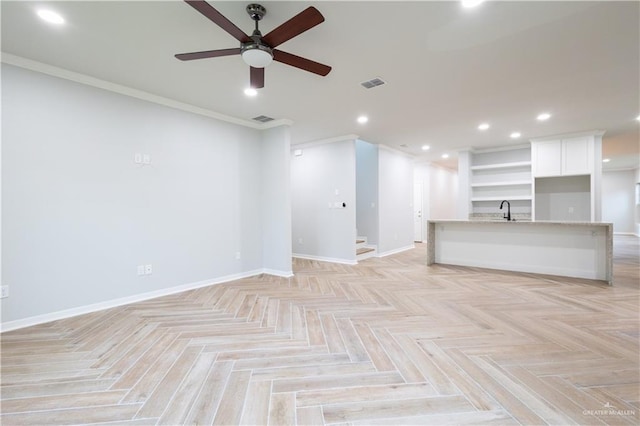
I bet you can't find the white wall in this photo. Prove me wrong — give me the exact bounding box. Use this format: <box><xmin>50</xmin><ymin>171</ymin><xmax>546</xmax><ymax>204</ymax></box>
<box><xmin>355</xmin><ymin>140</ymin><xmax>379</xmax><ymax>244</ymax></box>
<box><xmin>602</xmin><ymin>169</ymin><xmax>636</xmax><ymax>234</ymax></box>
<box><xmin>414</xmin><ymin>163</ymin><xmax>458</xmax><ymax>221</ymax></box>
<box><xmin>1</xmin><ymin>64</ymin><xmax>290</xmax><ymax>325</ymax></box>
<box><xmin>427</xmin><ymin>164</ymin><xmax>459</xmax><ymax>219</ymax></box>
<box><xmin>261</xmin><ymin>126</ymin><xmax>293</xmax><ymax>274</ymax></box>
<box><xmin>457</xmin><ymin>151</ymin><xmax>471</xmax><ymax>219</ymax></box>
<box><xmin>378</xmin><ymin>147</ymin><xmax>414</xmax><ymax>255</ymax></box>
<box><xmin>636</xmin><ymin>168</ymin><xmax>640</xmax><ymax>236</ymax></box>
<box><xmin>291</xmin><ymin>139</ymin><xmax>357</xmax><ymax>263</ymax></box>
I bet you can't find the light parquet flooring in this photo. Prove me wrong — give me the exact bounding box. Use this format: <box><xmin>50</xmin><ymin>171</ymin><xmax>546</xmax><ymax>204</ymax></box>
<box><xmin>1</xmin><ymin>236</ymin><xmax>639</xmax><ymax>425</ymax></box>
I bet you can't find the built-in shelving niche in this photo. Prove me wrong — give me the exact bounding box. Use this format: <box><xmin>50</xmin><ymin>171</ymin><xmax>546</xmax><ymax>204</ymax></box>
<box><xmin>535</xmin><ymin>175</ymin><xmax>591</xmax><ymax>221</ymax></box>
<box><xmin>469</xmin><ymin>146</ymin><xmax>533</xmax><ymax>219</ymax></box>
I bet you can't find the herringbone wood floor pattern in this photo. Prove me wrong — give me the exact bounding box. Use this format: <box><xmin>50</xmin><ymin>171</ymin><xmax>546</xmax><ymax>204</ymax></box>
<box><xmin>1</xmin><ymin>237</ymin><xmax>639</xmax><ymax>425</ymax></box>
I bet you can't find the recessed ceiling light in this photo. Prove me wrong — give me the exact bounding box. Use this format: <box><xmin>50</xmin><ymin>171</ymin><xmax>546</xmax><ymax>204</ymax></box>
<box><xmin>357</xmin><ymin>115</ymin><xmax>368</xmax><ymax>124</ymax></box>
<box><xmin>478</xmin><ymin>123</ymin><xmax>490</xmax><ymax>131</ymax></box>
<box><xmin>421</xmin><ymin>145</ymin><xmax>430</xmax><ymax>151</ymax></box>
<box><xmin>461</xmin><ymin>0</ymin><xmax>485</xmax><ymax>8</ymax></box>
<box><xmin>37</xmin><ymin>9</ymin><xmax>65</xmax><ymax>25</ymax></box>
<box><xmin>244</xmin><ymin>88</ymin><xmax>258</xmax><ymax>97</ymax></box>
<box><xmin>510</xmin><ymin>132</ymin><xmax>521</xmax><ymax>139</ymax></box>
<box><xmin>441</xmin><ymin>153</ymin><xmax>449</xmax><ymax>159</ymax></box>
<box><xmin>537</xmin><ymin>113</ymin><xmax>551</xmax><ymax>121</ymax></box>
<box><xmin>603</xmin><ymin>158</ymin><xmax>611</xmax><ymax>163</ymax></box>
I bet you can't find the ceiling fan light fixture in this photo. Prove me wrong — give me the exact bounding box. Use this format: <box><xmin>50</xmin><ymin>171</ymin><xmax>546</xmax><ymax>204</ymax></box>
<box><xmin>241</xmin><ymin>44</ymin><xmax>273</xmax><ymax>68</ymax></box>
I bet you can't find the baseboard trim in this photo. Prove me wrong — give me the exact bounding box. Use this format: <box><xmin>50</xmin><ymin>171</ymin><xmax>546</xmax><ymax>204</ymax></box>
<box><xmin>263</xmin><ymin>269</ymin><xmax>294</xmax><ymax>278</ymax></box>
<box><xmin>613</xmin><ymin>232</ymin><xmax>638</xmax><ymax>236</ymax></box>
<box><xmin>1</xmin><ymin>268</ymin><xmax>286</xmax><ymax>333</ymax></box>
<box><xmin>377</xmin><ymin>244</ymin><xmax>416</xmax><ymax>258</ymax></box>
<box><xmin>292</xmin><ymin>253</ymin><xmax>357</xmax><ymax>265</ymax></box>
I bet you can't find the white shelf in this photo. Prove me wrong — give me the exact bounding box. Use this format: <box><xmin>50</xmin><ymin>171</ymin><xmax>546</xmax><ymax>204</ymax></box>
<box><xmin>464</xmin><ymin>147</ymin><xmax>533</xmax><ymax>218</ymax></box>
<box><xmin>470</xmin><ymin>161</ymin><xmax>532</xmax><ymax>171</ymax></box>
<box><xmin>471</xmin><ymin>180</ymin><xmax>532</xmax><ymax>188</ymax></box>
<box><xmin>471</xmin><ymin>196</ymin><xmax>533</xmax><ymax>202</ymax></box>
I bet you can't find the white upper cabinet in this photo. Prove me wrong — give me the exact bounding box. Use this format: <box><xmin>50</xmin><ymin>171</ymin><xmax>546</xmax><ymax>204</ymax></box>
<box><xmin>532</xmin><ymin>136</ymin><xmax>594</xmax><ymax>177</ymax></box>
<box><xmin>562</xmin><ymin>136</ymin><xmax>593</xmax><ymax>175</ymax></box>
<box><xmin>532</xmin><ymin>140</ymin><xmax>562</xmax><ymax>177</ymax></box>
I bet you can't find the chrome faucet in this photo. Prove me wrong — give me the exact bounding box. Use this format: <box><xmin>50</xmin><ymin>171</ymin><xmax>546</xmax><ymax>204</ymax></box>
<box><xmin>500</xmin><ymin>200</ymin><xmax>512</xmax><ymax>221</ymax></box>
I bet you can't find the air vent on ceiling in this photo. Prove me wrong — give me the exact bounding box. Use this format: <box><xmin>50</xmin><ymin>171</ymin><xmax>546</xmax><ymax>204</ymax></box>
<box><xmin>252</xmin><ymin>115</ymin><xmax>275</xmax><ymax>123</ymax></box>
<box><xmin>360</xmin><ymin>77</ymin><xmax>386</xmax><ymax>89</ymax></box>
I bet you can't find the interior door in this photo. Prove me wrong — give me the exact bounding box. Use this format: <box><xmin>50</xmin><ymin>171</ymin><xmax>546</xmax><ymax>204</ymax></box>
<box><xmin>413</xmin><ymin>181</ymin><xmax>423</xmax><ymax>242</ymax></box>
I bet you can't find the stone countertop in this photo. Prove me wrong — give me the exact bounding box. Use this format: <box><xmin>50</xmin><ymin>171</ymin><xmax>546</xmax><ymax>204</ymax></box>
<box><xmin>428</xmin><ymin>220</ymin><xmax>612</xmax><ymax>227</ymax></box>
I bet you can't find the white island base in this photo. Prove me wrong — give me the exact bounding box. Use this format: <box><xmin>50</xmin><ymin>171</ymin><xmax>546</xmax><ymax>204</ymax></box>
<box><xmin>427</xmin><ymin>220</ymin><xmax>613</xmax><ymax>285</ymax></box>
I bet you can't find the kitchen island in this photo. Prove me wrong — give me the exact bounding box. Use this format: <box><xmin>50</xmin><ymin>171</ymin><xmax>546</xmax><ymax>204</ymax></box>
<box><xmin>427</xmin><ymin>220</ymin><xmax>613</xmax><ymax>285</ymax></box>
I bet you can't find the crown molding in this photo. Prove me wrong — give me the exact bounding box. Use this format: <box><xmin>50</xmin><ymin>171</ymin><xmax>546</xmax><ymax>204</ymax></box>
<box><xmin>1</xmin><ymin>53</ymin><xmax>269</xmax><ymax>130</ymax></box>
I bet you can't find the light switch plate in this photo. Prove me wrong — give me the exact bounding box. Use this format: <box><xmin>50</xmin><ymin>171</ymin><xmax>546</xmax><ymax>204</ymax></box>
<box><xmin>137</xmin><ymin>265</ymin><xmax>145</xmax><ymax>276</ymax></box>
<box><xmin>144</xmin><ymin>264</ymin><xmax>152</xmax><ymax>275</ymax></box>
<box><xmin>1</xmin><ymin>285</ymin><xmax>8</xmax><ymax>299</ymax></box>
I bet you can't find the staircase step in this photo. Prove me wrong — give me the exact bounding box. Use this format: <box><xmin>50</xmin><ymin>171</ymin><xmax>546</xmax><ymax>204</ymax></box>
<box><xmin>356</xmin><ymin>247</ymin><xmax>375</xmax><ymax>256</ymax></box>
<box><xmin>356</xmin><ymin>239</ymin><xmax>365</xmax><ymax>244</ymax></box>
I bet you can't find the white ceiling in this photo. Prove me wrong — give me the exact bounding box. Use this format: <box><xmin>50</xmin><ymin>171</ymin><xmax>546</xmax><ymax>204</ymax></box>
<box><xmin>2</xmin><ymin>0</ymin><xmax>639</xmax><ymax>170</ymax></box>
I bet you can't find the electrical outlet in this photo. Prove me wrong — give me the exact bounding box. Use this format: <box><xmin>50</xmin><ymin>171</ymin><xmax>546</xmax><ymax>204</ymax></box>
<box><xmin>134</xmin><ymin>153</ymin><xmax>143</xmax><ymax>164</ymax></box>
<box><xmin>143</xmin><ymin>154</ymin><xmax>151</xmax><ymax>165</ymax></box>
<box><xmin>235</xmin><ymin>252</ymin><xmax>241</xmax><ymax>260</ymax></box>
<box><xmin>144</xmin><ymin>264</ymin><xmax>152</xmax><ymax>275</ymax></box>
<box><xmin>1</xmin><ymin>285</ymin><xmax>8</xmax><ymax>299</ymax></box>
<box><xmin>137</xmin><ymin>265</ymin><xmax>145</xmax><ymax>276</ymax></box>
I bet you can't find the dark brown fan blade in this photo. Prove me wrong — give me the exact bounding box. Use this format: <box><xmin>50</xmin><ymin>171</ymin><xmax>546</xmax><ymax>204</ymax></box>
<box><xmin>175</xmin><ymin>48</ymin><xmax>241</xmax><ymax>61</ymax></box>
<box><xmin>262</xmin><ymin>7</ymin><xmax>324</xmax><ymax>48</ymax></box>
<box><xmin>273</xmin><ymin>50</ymin><xmax>331</xmax><ymax>76</ymax></box>
<box><xmin>250</xmin><ymin>67</ymin><xmax>265</xmax><ymax>89</ymax></box>
<box><xmin>184</xmin><ymin>0</ymin><xmax>250</xmax><ymax>43</ymax></box>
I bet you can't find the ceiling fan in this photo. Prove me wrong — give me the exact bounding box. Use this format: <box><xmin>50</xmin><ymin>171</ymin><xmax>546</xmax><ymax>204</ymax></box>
<box><xmin>175</xmin><ymin>0</ymin><xmax>332</xmax><ymax>89</ymax></box>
